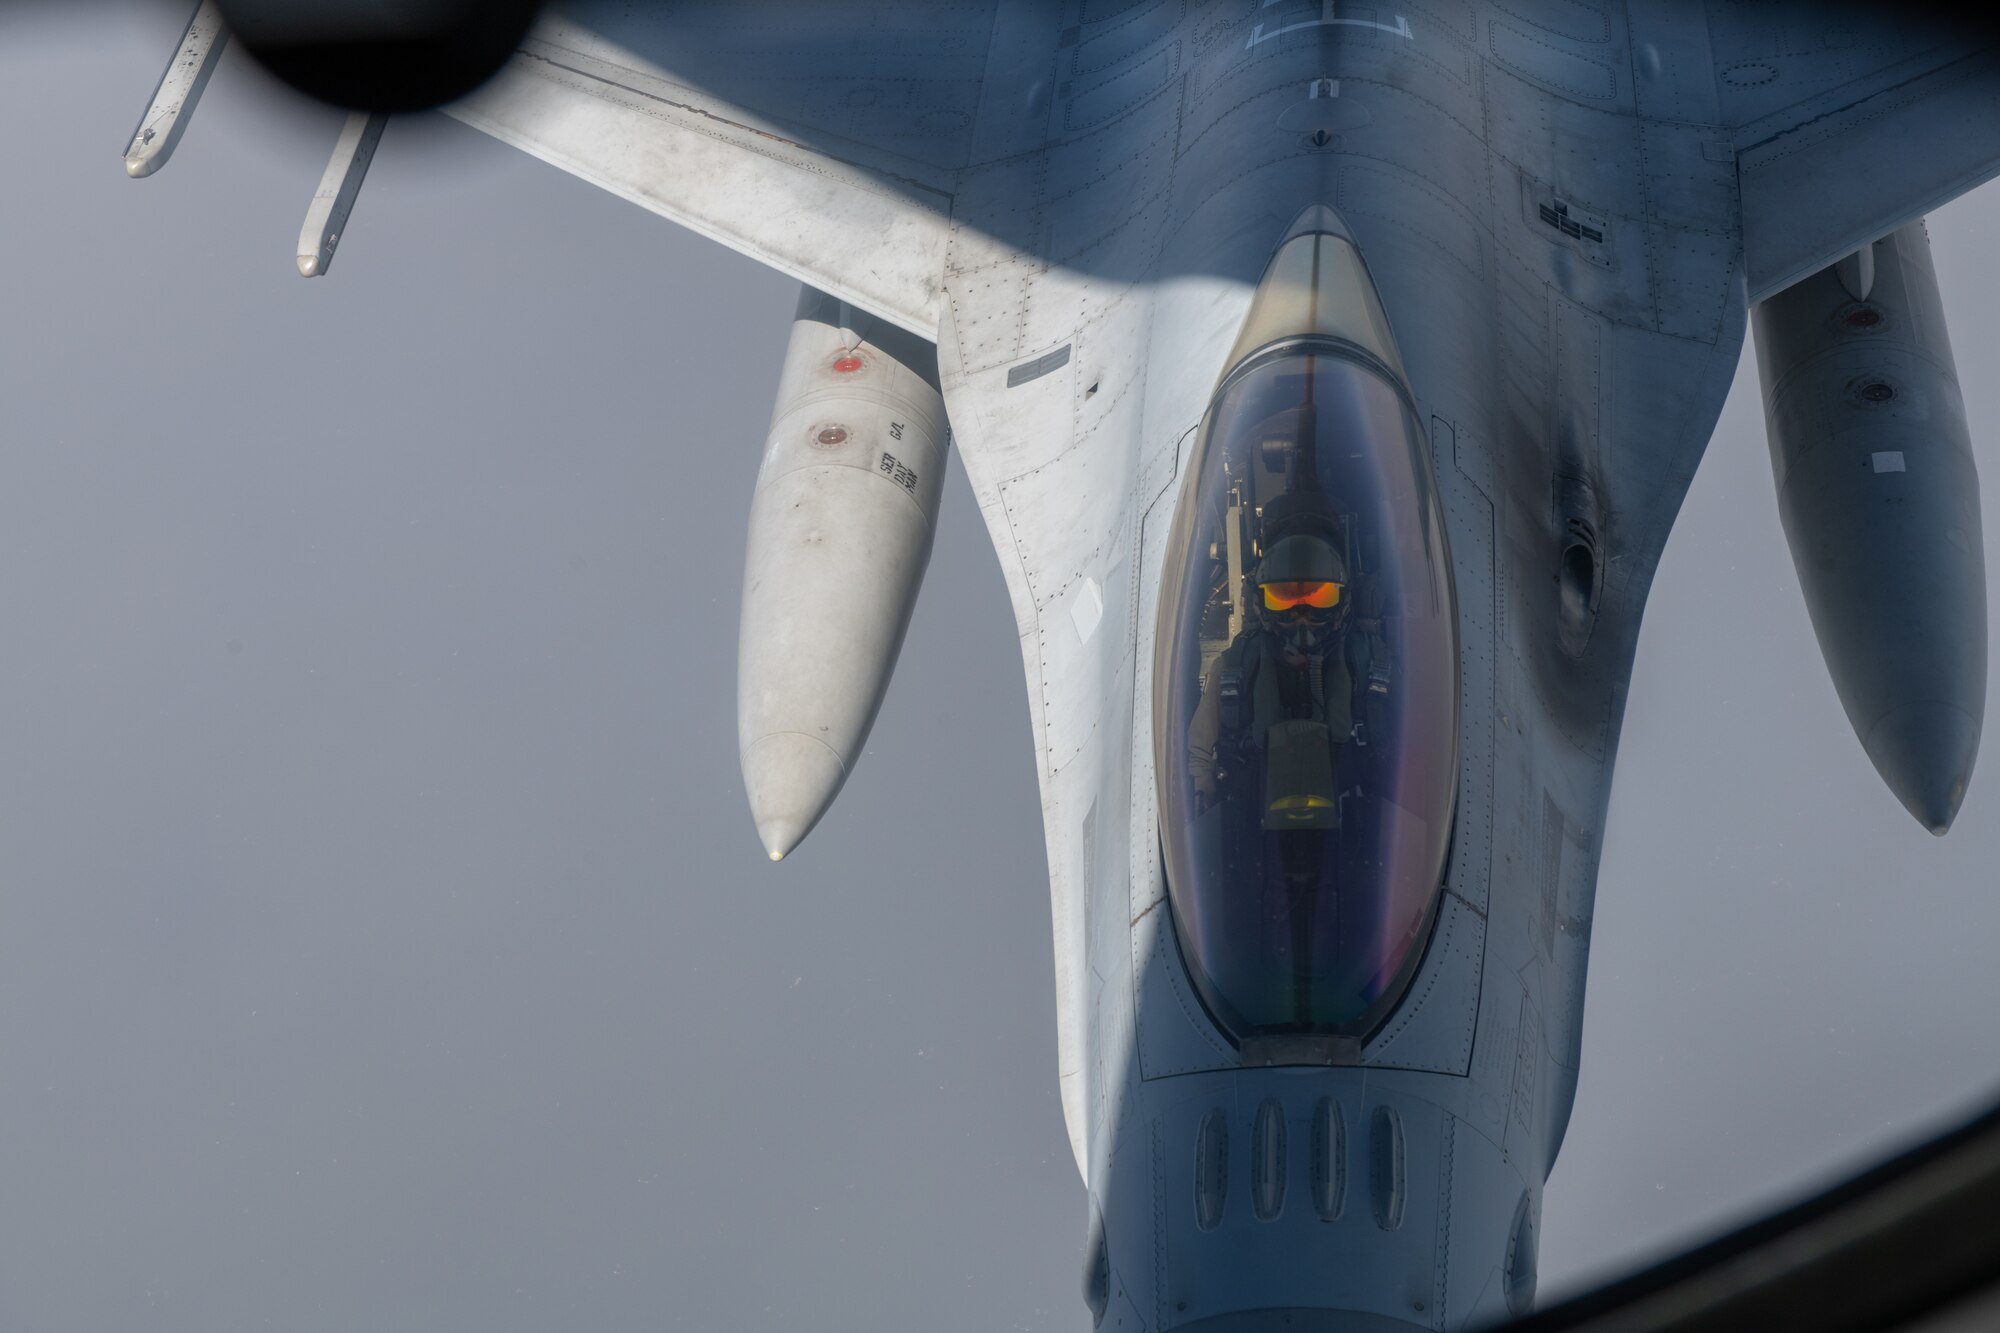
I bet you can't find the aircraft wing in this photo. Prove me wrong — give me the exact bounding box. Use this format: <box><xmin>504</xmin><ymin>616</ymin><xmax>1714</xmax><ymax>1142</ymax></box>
<box><xmin>445</xmin><ymin>1</ymin><xmax>1015</xmax><ymax>337</ymax></box>
<box><xmin>1718</xmin><ymin>7</ymin><xmax>2000</xmax><ymax>302</ymax></box>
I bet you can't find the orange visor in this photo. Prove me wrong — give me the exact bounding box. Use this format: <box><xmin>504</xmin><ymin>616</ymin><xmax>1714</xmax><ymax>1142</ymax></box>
<box><xmin>1260</xmin><ymin>580</ymin><xmax>1342</xmax><ymax>611</ymax></box>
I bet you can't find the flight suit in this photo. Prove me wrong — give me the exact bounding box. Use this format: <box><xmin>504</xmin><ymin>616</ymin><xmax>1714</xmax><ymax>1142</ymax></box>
<box><xmin>1187</xmin><ymin>626</ymin><xmax>1358</xmax><ymax>814</ymax></box>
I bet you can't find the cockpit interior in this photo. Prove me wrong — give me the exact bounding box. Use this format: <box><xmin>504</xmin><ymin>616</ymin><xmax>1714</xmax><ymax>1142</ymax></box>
<box><xmin>1156</xmin><ymin>337</ymin><xmax>1459</xmax><ymax>1044</ymax></box>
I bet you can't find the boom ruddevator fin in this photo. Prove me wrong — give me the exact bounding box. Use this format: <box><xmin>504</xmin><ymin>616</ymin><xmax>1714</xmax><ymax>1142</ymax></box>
<box><xmin>122</xmin><ymin>0</ymin><xmax>229</xmax><ymax>179</ymax></box>
<box><xmin>296</xmin><ymin>112</ymin><xmax>388</xmax><ymax>278</ymax></box>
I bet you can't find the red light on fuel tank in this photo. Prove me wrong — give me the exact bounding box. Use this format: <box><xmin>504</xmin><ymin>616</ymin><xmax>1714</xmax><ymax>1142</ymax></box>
<box><xmin>833</xmin><ymin>355</ymin><xmax>864</xmax><ymax>374</ymax></box>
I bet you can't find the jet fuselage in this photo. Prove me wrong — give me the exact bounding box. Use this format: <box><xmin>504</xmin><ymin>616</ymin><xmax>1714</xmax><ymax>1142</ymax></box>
<box><xmin>932</xmin><ymin>14</ymin><xmax>1747</xmax><ymax>1329</ymax></box>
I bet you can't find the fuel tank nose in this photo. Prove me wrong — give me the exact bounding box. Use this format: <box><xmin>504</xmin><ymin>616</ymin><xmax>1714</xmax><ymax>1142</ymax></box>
<box><xmin>743</xmin><ymin>732</ymin><xmax>846</xmax><ymax>860</ymax></box>
<box><xmin>1865</xmin><ymin>702</ymin><xmax>1978</xmax><ymax>835</ymax></box>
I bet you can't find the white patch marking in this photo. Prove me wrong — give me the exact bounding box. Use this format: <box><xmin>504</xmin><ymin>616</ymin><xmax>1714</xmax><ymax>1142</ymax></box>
<box><xmin>1069</xmin><ymin>577</ymin><xmax>1105</xmax><ymax>644</ymax></box>
<box><xmin>1248</xmin><ymin>1</ymin><xmax>1414</xmax><ymax>48</ymax></box>
<box><xmin>1872</xmin><ymin>451</ymin><xmax>1906</xmax><ymax>474</ymax></box>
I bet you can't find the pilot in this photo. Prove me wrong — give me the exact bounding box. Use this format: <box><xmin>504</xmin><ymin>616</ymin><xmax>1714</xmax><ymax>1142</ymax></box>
<box><xmin>1188</xmin><ymin>494</ymin><xmax>1357</xmax><ymax>829</ymax></box>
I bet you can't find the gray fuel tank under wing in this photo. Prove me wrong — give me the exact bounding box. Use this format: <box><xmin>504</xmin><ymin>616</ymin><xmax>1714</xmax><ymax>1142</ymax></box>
<box><xmin>737</xmin><ymin>287</ymin><xmax>949</xmax><ymax>860</ymax></box>
<box><xmin>1752</xmin><ymin>220</ymin><xmax>1987</xmax><ymax>833</ymax></box>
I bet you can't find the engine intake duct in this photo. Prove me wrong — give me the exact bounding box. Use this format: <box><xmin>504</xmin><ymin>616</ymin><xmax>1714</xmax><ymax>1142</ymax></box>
<box><xmin>1752</xmin><ymin>219</ymin><xmax>1986</xmax><ymax>833</ymax></box>
<box><xmin>737</xmin><ymin>287</ymin><xmax>949</xmax><ymax>860</ymax></box>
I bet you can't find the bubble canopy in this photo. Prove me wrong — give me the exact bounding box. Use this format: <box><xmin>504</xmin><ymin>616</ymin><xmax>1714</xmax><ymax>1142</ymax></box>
<box><xmin>1153</xmin><ymin>339</ymin><xmax>1459</xmax><ymax>1042</ymax></box>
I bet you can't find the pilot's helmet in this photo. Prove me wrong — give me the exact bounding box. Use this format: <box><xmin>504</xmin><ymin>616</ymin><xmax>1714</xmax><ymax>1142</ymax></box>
<box><xmin>1256</xmin><ymin>531</ymin><xmax>1347</xmax><ymax>617</ymax></box>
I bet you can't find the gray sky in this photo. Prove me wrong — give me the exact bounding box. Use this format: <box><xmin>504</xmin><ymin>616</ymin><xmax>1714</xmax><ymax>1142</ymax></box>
<box><xmin>1</xmin><ymin>7</ymin><xmax>1997</xmax><ymax>1331</ymax></box>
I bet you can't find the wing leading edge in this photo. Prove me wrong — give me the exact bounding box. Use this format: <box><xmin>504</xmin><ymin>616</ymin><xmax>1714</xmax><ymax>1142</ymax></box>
<box><xmin>445</xmin><ymin>8</ymin><xmax>1000</xmax><ymax>337</ymax></box>
<box><xmin>1718</xmin><ymin>9</ymin><xmax>2000</xmax><ymax>302</ymax></box>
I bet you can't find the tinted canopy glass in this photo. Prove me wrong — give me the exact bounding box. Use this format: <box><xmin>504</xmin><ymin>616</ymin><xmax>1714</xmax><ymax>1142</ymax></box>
<box><xmin>1155</xmin><ymin>344</ymin><xmax>1458</xmax><ymax>1041</ymax></box>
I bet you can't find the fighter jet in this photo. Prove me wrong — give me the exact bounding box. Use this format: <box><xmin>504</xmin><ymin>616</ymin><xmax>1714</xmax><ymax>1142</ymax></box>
<box><xmin>126</xmin><ymin>3</ymin><xmax>1999</xmax><ymax>1328</ymax></box>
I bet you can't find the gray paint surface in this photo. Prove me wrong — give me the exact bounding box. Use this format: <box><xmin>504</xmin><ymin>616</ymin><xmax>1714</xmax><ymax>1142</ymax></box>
<box><xmin>0</xmin><ymin>5</ymin><xmax>1997</xmax><ymax>1330</ymax></box>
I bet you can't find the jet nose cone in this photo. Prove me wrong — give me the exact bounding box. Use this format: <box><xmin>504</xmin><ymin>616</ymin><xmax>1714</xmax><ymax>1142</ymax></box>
<box><xmin>1863</xmin><ymin>702</ymin><xmax>1981</xmax><ymax>834</ymax></box>
<box><xmin>741</xmin><ymin>732</ymin><xmax>848</xmax><ymax>861</ymax></box>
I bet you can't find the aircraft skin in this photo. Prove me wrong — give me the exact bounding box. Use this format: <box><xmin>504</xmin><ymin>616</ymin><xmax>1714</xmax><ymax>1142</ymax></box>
<box><xmin>127</xmin><ymin>2</ymin><xmax>1999</xmax><ymax>1328</ymax></box>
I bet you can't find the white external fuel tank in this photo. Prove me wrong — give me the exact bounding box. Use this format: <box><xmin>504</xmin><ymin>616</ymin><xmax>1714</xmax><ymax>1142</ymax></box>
<box><xmin>737</xmin><ymin>287</ymin><xmax>949</xmax><ymax>860</ymax></box>
<box><xmin>1753</xmin><ymin>219</ymin><xmax>1987</xmax><ymax>833</ymax></box>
